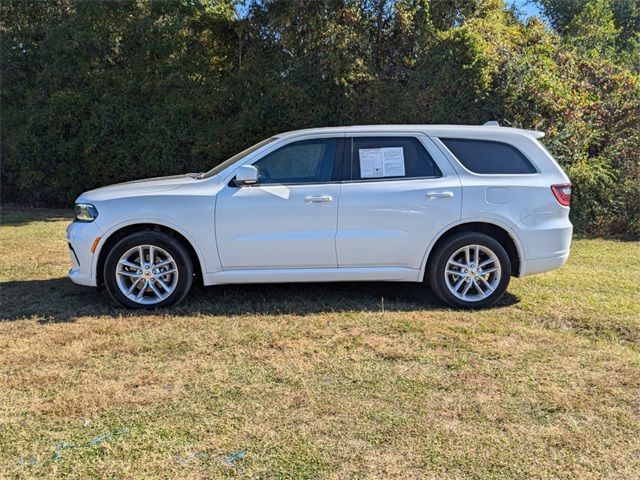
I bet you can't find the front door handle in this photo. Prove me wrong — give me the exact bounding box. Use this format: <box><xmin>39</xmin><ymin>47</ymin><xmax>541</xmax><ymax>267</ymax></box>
<box><xmin>304</xmin><ymin>195</ymin><xmax>333</xmax><ymax>203</ymax></box>
<box><xmin>425</xmin><ymin>191</ymin><xmax>454</xmax><ymax>199</ymax></box>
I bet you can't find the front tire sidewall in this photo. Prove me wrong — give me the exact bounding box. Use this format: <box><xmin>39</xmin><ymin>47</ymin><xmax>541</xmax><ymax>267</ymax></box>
<box><xmin>429</xmin><ymin>233</ymin><xmax>511</xmax><ymax>309</ymax></box>
<box><xmin>104</xmin><ymin>232</ymin><xmax>193</xmax><ymax>309</ymax></box>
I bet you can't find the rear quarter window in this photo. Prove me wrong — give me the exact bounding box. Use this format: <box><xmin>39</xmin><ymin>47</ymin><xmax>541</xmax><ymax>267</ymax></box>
<box><xmin>441</xmin><ymin>138</ymin><xmax>537</xmax><ymax>174</ymax></box>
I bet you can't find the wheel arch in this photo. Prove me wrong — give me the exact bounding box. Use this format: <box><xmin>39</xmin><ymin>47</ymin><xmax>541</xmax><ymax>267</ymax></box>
<box><xmin>421</xmin><ymin>220</ymin><xmax>523</xmax><ymax>279</ymax></box>
<box><xmin>95</xmin><ymin>222</ymin><xmax>204</xmax><ymax>286</ymax></box>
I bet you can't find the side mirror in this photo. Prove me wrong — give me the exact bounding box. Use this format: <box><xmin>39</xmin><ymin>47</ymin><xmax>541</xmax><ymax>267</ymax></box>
<box><xmin>235</xmin><ymin>165</ymin><xmax>258</xmax><ymax>186</ymax></box>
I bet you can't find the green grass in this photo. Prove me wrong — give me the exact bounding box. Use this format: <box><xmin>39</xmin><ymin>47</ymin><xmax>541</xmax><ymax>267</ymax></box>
<box><xmin>1</xmin><ymin>207</ymin><xmax>639</xmax><ymax>479</ymax></box>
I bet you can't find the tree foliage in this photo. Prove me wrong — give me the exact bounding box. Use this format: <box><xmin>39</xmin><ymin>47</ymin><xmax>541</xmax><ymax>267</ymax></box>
<box><xmin>1</xmin><ymin>0</ymin><xmax>639</xmax><ymax>235</ymax></box>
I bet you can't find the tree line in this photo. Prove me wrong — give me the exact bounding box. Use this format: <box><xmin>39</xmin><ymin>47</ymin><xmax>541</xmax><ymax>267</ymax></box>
<box><xmin>1</xmin><ymin>0</ymin><xmax>639</xmax><ymax>235</ymax></box>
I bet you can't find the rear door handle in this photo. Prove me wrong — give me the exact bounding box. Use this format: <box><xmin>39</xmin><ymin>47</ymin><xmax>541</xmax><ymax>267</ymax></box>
<box><xmin>425</xmin><ymin>191</ymin><xmax>454</xmax><ymax>198</ymax></box>
<box><xmin>304</xmin><ymin>195</ymin><xmax>333</xmax><ymax>203</ymax></box>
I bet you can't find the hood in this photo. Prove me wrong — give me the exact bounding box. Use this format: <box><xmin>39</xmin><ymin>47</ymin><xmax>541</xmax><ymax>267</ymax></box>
<box><xmin>76</xmin><ymin>174</ymin><xmax>199</xmax><ymax>203</ymax></box>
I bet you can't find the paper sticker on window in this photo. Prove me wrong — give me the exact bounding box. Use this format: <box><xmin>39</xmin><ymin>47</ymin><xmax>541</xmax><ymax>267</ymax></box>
<box><xmin>359</xmin><ymin>147</ymin><xmax>405</xmax><ymax>178</ymax></box>
<box><xmin>359</xmin><ymin>149</ymin><xmax>384</xmax><ymax>178</ymax></box>
<box><xmin>381</xmin><ymin>147</ymin><xmax>405</xmax><ymax>177</ymax></box>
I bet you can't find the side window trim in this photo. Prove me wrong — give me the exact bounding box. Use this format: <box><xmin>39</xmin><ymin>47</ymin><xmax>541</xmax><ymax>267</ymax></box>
<box><xmin>331</xmin><ymin>137</ymin><xmax>346</xmax><ymax>182</ymax></box>
<box><xmin>342</xmin><ymin>176</ymin><xmax>445</xmax><ymax>184</ymax></box>
<box><xmin>342</xmin><ymin>137</ymin><xmax>353</xmax><ymax>182</ymax></box>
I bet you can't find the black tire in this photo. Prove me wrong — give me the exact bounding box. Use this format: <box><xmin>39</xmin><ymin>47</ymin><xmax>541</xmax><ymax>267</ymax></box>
<box><xmin>427</xmin><ymin>232</ymin><xmax>511</xmax><ymax>309</ymax></box>
<box><xmin>104</xmin><ymin>231</ymin><xmax>193</xmax><ymax>309</ymax></box>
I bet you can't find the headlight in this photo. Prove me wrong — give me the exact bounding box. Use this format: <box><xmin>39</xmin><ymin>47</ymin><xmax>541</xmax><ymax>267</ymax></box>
<box><xmin>74</xmin><ymin>203</ymin><xmax>98</xmax><ymax>222</ymax></box>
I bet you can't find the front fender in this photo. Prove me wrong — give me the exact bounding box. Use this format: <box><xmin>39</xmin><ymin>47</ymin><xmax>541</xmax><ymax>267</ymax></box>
<box><xmin>89</xmin><ymin>194</ymin><xmax>220</xmax><ymax>282</ymax></box>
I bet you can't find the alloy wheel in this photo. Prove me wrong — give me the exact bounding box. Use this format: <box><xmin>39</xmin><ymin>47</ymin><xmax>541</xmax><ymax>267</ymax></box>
<box><xmin>443</xmin><ymin>244</ymin><xmax>502</xmax><ymax>302</ymax></box>
<box><xmin>115</xmin><ymin>244</ymin><xmax>179</xmax><ymax>305</ymax></box>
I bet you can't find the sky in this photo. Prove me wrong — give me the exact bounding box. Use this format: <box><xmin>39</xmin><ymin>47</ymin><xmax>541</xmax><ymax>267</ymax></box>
<box><xmin>235</xmin><ymin>1</ymin><xmax>546</xmax><ymax>22</ymax></box>
<box><xmin>512</xmin><ymin>0</ymin><xmax>545</xmax><ymax>19</ymax></box>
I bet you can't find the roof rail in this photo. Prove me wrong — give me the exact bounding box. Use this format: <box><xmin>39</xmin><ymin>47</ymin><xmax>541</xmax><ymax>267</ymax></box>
<box><xmin>483</xmin><ymin>120</ymin><xmax>500</xmax><ymax>126</ymax></box>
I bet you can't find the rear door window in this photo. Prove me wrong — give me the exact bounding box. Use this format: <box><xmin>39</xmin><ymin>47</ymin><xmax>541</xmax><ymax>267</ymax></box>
<box><xmin>349</xmin><ymin>136</ymin><xmax>441</xmax><ymax>181</ymax></box>
<box><xmin>441</xmin><ymin>138</ymin><xmax>537</xmax><ymax>174</ymax></box>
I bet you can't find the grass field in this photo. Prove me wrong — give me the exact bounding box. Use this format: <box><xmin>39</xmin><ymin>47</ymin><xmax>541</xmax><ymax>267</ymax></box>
<box><xmin>1</xmin><ymin>207</ymin><xmax>639</xmax><ymax>479</ymax></box>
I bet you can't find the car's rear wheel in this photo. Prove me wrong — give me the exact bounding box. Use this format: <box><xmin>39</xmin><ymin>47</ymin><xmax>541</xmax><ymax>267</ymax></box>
<box><xmin>427</xmin><ymin>232</ymin><xmax>511</xmax><ymax>309</ymax></box>
<box><xmin>104</xmin><ymin>231</ymin><xmax>193</xmax><ymax>309</ymax></box>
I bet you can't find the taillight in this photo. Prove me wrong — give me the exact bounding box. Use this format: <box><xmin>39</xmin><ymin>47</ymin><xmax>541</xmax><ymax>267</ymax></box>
<box><xmin>551</xmin><ymin>184</ymin><xmax>571</xmax><ymax>206</ymax></box>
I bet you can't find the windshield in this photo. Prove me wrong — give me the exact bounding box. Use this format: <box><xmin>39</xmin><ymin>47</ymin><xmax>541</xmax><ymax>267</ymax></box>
<box><xmin>201</xmin><ymin>137</ymin><xmax>277</xmax><ymax>179</ymax></box>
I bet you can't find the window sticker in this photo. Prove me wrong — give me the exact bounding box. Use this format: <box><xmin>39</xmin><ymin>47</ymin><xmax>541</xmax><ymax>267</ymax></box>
<box><xmin>359</xmin><ymin>149</ymin><xmax>384</xmax><ymax>178</ymax></box>
<box><xmin>358</xmin><ymin>147</ymin><xmax>405</xmax><ymax>178</ymax></box>
<box><xmin>381</xmin><ymin>147</ymin><xmax>405</xmax><ymax>177</ymax></box>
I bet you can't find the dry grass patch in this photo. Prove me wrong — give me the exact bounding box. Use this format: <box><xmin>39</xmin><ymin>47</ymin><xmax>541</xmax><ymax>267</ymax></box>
<box><xmin>1</xmin><ymin>207</ymin><xmax>639</xmax><ymax>479</ymax></box>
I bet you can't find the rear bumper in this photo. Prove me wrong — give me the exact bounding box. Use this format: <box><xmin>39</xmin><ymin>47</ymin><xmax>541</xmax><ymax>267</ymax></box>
<box><xmin>519</xmin><ymin>251</ymin><xmax>569</xmax><ymax>276</ymax></box>
<box><xmin>517</xmin><ymin>217</ymin><xmax>572</xmax><ymax>277</ymax></box>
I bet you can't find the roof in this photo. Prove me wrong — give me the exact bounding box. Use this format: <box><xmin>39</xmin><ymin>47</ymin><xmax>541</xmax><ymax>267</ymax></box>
<box><xmin>276</xmin><ymin>124</ymin><xmax>545</xmax><ymax>140</ymax></box>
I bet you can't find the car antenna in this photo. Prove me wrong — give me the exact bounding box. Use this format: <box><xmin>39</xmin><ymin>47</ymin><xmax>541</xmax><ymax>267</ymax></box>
<box><xmin>483</xmin><ymin>120</ymin><xmax>500</xmax><ymax>126</ymax></box>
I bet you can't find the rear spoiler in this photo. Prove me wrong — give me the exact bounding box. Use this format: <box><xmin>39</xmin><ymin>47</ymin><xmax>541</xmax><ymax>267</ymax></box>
<box><xmin>483</xmin><ymin>120</ymin><xmax>545</xmax><ymax>139</ymax></box>
<box><xmin>527</xmin><ymin>130</ymin><xmax>545</xmax><ymax>139</ymax></box>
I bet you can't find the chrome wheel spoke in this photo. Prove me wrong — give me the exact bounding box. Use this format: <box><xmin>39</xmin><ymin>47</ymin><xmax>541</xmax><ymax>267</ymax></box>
<box><xmin>156</xmin><ymin>277</ymin><xmax>171</xmax><ymax>292</ymax></box>
<box><xmin>479</xmin><ymin>257</ymin><xmax>495</xmax><ymax>268</ymax></box>
<box><xmin>135</xmin><ymin>280</ymin><xmax>148</xmax><ymax>300</ymax></box>
<box><xmin>448</xmin><ymin>260</ymin><xmax>468</xmax><ymax>269</ymax></box>
<box><xmin>148</xmin><ymin>281</ymin><xmax>163</xmax><ymax>299</ymax></box>
<box><xmin>478</xmin><ymin>275</ymin><xmax>494</xmax><ymax>292</ymax></box>
<box><xmin>127</xmin><ymin>277</ymin><xmax>142</xmax><ymax>295</ymax></box>
<box><xmin>154</xmin><ymin>258</ymin><xmax>173</xmax><ymax>269</ymax></box>
<box><xmin>119</xmin><ymin>260</ymin><xmax>140</xmax><ymax>269</ymax></box>
<box><xmin>117</xmin><ymin>270</ymin><xmax>140</xmax><ymax>278</ymax></box>
<box><xmin>472</xmin><ymin>278</ymin><xmax>485</xmax><ymax>297</ymax></box>
<box><xmin>461</xmin><ymin>280</ymin><xmax>473</xmax><ymax>296</ymax></box>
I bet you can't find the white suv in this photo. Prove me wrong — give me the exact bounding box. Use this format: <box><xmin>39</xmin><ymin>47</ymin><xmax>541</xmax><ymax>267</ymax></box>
<box><xmin>67</xmin><ymin>124</ymin><xmax>572</xmax><ymax>309</ymax></box>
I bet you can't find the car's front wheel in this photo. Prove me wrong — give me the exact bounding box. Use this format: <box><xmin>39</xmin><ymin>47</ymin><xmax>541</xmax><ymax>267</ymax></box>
<box><xmin>427</xmin><ymin>232</ymin><xmax>511</xmax><ymax>309</ymax></box>
<box><xmin>104</xmin><ymin>231</ymin><xmax>193</xmax><ymax>309</ymax></box>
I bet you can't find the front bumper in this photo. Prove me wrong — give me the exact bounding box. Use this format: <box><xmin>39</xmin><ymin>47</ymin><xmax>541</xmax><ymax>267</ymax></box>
<box><xmin>66</xmin><ymin>220</ymin><xmax>102</xmax><ymax>287</ymax></box>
